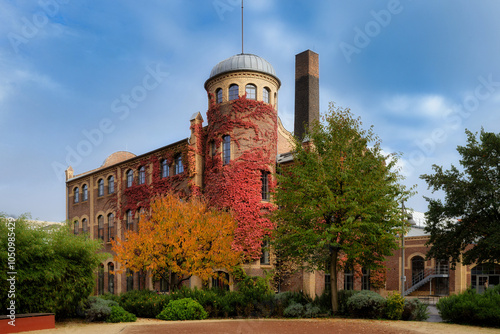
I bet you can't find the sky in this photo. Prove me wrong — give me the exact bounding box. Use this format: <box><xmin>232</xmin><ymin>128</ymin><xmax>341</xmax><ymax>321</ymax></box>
<box><xmin>1</xmin><ymin>0</ymin><xmax>499</xmax><ymax>222</ymax></box>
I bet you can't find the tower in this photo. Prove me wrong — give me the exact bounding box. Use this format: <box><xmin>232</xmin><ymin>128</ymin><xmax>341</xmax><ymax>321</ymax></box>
<box><xmin>294</xmin><ymin>50</ymin><xmax>319</xmax><ymax>139</ymax></box>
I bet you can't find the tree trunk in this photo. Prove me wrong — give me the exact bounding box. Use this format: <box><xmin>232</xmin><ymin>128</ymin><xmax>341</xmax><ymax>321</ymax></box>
<box><xmin>330</xmin><ymin>249</ymin><xmax>339</xmax><ymax>313</ymax></box>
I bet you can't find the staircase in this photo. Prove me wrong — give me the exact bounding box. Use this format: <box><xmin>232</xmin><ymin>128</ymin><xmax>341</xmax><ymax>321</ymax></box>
<box><xmin>404</xmin><ymin>265</ymin><xmax>449</xmax><ymax>296</ymax></box>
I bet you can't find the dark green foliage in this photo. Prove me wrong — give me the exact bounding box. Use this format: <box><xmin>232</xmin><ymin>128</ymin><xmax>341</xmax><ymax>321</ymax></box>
<box><xmin>283</xmin><ymin>302</ymin><xmax>304</xmax><ymax>318</ymax></box>
<box><xmin>337</xmin><ymin>290</ymin><xmax>360</xmax><ymax>315</ymax></box>
<box><xmin>421</xmin><ymin>129</ymin><xmax>500</xmax><ymax>267</ymax></box>
<box><xmin>0</xmin><ymin>215</ymin><xmax>106</xmax><ymax>319</ymax></box>
<box><xmin>402</xmin><ymin>298</ymin><xmax>429</xmax><ymax>321</ymax></box>
<box><xmin>106</xmin><ymin>306</ymin><xmax>137</xmax><ymax>323</ymax></box>
<box><xmin>272</xmin><ymin>104</ymin><xmax>411</xmax><ymax>312</ymax></box>
<box><xmin>118</xmin><ymin>289</ymin><xmax>168</xmax><ymax>318</ymax></box>
<box><xmin>346</xmin><ymin>290</ymin><xmax>385</xmax><ymax>319</ymax></box>
<box><xmin>303</xmin><ymin>303</ymin><xmax>321</xmax><ymax>318</ymax></box>
<box><xmin>437</xmin><ymin>285</ymin><xmax>500</xmax><ymax>327</ymax></box>
<box><xmin>156</xmin><ymin>298</ymin><xmax>208</xmax><ymax>321</ymax></box>
<box><xmin>84</xmin><ymin>296</ymin><xmax>118</xmax><ymax>322</ymax></box>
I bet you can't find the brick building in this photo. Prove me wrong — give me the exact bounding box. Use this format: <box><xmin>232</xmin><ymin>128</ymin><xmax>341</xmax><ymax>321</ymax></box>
<box><xmin>65</xmin><ymin>50</ymin><xmax>497</xmax><ymax>297</ymax></box>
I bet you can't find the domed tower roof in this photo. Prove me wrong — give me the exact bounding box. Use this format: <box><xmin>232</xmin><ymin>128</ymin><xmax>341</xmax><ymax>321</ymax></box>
<box><xmin>207</xmin><ymin>53</ymin><xmax>280</xmax><ymax>84</ymax></box>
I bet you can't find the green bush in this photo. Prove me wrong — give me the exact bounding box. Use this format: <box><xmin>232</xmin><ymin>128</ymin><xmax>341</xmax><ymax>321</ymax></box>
<box><xmin>157</xmin><ymin>298</ymin><xmax>208</xmax><ymax>321</ymax></box>
<box><xmin>283</xmin><ymin>302</ymin><xmax>304</xmax><ymax>318</ymax></box>
<box><xmin>347</xmin><ymin>290</ymin><xmax>385</xmax><ymax>319</ymax></box>
<box><xmin>84</xmin><ymin>296</ymin><xmax>118</xmax><ymax>322</ymax></box>
<box><xmin>107</xmin><ymin>305</ymin><xmax>137</xmax><ymax>323</ymax></box>
<box><xmin>303</xmin><ymin>303</ymin><xmax>321</xmax><ymax>318</ymax></box>
<box><xmin>437</xmin><ymin>286</ymin><xmax>500</xmax><ymax>327</ymax></box>
<box><xmin>338</xmin><ymin>290</ymin><xmax>360</xmax><ymax>315</ymax></box>
<box><xmin>402</xmin><ymin>298</ymin><xmax>429</xmax><ymax>321</ymax></box>
<box><xmin>0</xmin><ymin>216</ymin><xmax>105</xmax><ymax>319</ymax></box>
<box><xmin>119</xmin><ymin>289</ymin><xmax>169</xmax><ymax>318</ymax></box>
<box><xmin>384</xmin><ymin>292</ymin><xmax>405</xmax><ymax>320</ymax></box>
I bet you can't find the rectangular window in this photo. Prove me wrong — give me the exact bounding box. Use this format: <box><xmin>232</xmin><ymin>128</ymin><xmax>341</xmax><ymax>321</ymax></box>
<box><xmin>126</xmin><ymin>269</ymin><xmax>134</xmax><ymax>291</ymax></box>
<box><xmin>98</xmin><ymin>180</ymin><xmax>104</xmax><ymax>197</ymax></box>
<box><xmin>344</xmin><ymin>268</ymin><xmax>354</xmax><ymax>290</ymax></box>
<box><xmin>108</xmin><ymin>214</ymin><xmax>115</xmax><ymax>241</ymax></box>
<box><xmin>108</xmin><ymin>176</ymin><xmax>115</xmax><ymax>194</ymax></box>
<box><xmin>98</xmin><ymin>216</ymin><xmax>104</xmax><ymax>240</ymax></box>
<box><xmin>260</xmin><ymin>239</ymin><xmax>270</xmax><ymax>265</ymax></box>
<box><xmin>222</xmin><ymin>135</ymin><xmax>231</xmax><ymax>165</ymax></box>
<box><xmin>175</xmin><ymin>155</ymin><xmax>184</xmax><ymax>175</ymax></box>
<box><xmin>161</xmin><ymin>160</ymin><xmax>169</xmax><ymax>178</ymax></box>
<box><xmin>362</xmin><ymin>268</ymin><xmax>370</xmax><ymax>290</ymax></box>
<box><xmin>261</xmin><ymin>171</ymin><xmax>270</xmax><ymax>201</ymax></box>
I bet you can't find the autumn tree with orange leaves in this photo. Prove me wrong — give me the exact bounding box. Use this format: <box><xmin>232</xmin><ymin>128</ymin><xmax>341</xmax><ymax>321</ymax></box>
<box><xmin>112</xmin><ymin>193</ymin><xmax>240</xmax><ymax>289</ymax></box>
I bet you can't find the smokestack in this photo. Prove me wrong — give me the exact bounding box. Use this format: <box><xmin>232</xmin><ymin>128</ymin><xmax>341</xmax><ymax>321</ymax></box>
<box><xmin>294</xmin><ymin>50</ymin><xmax>319</xmax><ymax>140</ymax></box>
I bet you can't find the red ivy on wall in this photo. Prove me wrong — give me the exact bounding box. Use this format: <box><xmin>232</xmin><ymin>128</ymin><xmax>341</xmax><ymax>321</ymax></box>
<box><xmin>204</xmin><ymin>94</ymin><xmax>278</xmax><ymax>260</ymax></box>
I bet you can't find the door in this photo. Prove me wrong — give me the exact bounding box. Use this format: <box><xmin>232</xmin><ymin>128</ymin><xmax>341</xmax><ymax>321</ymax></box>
<box><xmin>477</xmin><ymin>275</ymin><xmax>489</xmax><ymax>293</ymax></box>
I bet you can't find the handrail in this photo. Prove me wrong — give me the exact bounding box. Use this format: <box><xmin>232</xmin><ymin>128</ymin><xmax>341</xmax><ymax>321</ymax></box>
<box><xmin>404</xmin><ymin>265</ymin><xmax>449</xmax><ymax>294</ymax></box>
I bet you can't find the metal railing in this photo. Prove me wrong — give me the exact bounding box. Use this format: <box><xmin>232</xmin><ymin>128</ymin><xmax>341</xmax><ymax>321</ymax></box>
<box><xmin>404</xmin><ymin>265</ymin><xmax>449</xmax><ymax>296</ymax></box>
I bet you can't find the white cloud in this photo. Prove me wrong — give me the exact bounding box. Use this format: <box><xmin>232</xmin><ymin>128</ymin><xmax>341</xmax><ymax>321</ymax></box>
<box><xmin>384</xmin><ymin>94</ymin><xmax>450</xmax><ymax>119</ymax></box>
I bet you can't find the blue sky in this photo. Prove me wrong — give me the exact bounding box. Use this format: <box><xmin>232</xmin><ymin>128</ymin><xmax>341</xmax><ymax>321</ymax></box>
<box><xmin>1</xmin><ymin>0</ymin><xmax>499</xmax><ymax>222</ymax></box>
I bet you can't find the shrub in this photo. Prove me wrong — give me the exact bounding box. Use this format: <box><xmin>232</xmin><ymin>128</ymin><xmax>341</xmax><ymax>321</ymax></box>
<box><xmin>303</xmin><ymin>303</ymin><xmax>321</xmax><ymax>318</ymax></box>
<box><xmin>347</xmin><ymin>290</ymin><xmax>385</xmax><ymax>319</ymax></box>
<box><xmin>84</xmin><ymin>296</ymin><xmax>118</xmax><ymax>322</ymax></box>
<box><xmin>284</xmin><ymin>302</ymin><xmax>304</xmax><ymax>318</ymax></box>
<box><xmin>107</xmin><ymin>306</ymin><xmax>137</xmax><ymax>323</ymax></box>
<box><xmin>157</xmin><ymin>298</ymin><xmax>208</xmax><ymax>321</ymax></box>
<box><xmin>338</xmin><ymin>290</ymin><xmax>360</xmax><ymax>315</ymax></box>
<box><xmin>402</xmin><ymin>298</ymin><xmax>429</xmax><ymax>321</ymax></box>
<box><xmin>437</xmin><ymin>286</ymin><xmax>500</xmax><ymax>327</ymax></box>
<box><xmin>384</xmin><ymin>292</ymin><xmax>405</xmax><ymax>320</ymax></box>
<box><xmin>119</xmin><ymin>289</ymin><xmax>169</xmax><ymax>318</ymax></box>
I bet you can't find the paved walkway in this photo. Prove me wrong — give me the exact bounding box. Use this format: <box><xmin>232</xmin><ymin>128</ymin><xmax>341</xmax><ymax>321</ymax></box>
<box><xmin>426</xmin><ymin>305</ymin><xmax>443</xmax><ymax>322</ymax></box>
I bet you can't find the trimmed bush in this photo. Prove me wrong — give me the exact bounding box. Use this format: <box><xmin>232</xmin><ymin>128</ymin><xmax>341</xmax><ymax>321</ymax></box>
<box><xmin>119</xmin><ymin>289</ymin><xmax>169</xmax><ymax>318</ymax></box>
<box><xmin>284</xmin><ymin>302</ymin><xmax>304</xmax><ymax>318</ymax></box>
<box><xmin>84</xmin><ymin>297</ymin><xmax>118</xmax><ymax>322</ymax></box>
<box><xmin>402</xmin><ymin>298</ymin><xmax>429</xmax><ymax>321</ymax></box>
<box><xmin>303</xmin><ymin>303</ymin><xmax>321</xmax><ymax>318</ymax></box>
<box><xmin>437</xmin><ymin>285</ymin><xmax>500</xmax><ymax>327</ymax></box>
<box><xmin>384</xmin><ymin>292</ymin><xmax>405</xmax><ymax>320</ymax></box>
<box><xmin>107</xmin><ymin>305</ymin><xmax>137</xmax><ymax>323</ymax></box>
<box><xmin>157</xmin><ymin>298</ymin><xmax>208</xmax><ymax>321</ymax></box>
<box><xmin>347</xmin><ymin>290</ymin><xmax>385</xmax><ymax>319</ymax></box>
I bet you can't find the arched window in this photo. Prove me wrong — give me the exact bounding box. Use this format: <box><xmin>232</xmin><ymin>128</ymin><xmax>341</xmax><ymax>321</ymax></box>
<box><xmin>82</xmin><ymin>184</ymin><xmax>88</xmax><ymax>201</ymax></box>
<box><xmin>229</xmin><ymin>84</ymin><xmax>239</xmax><ymax>100</ymax></box>
<box><xmin>344</xmin><ymin>267</ymin><xmax>353</xmax><ymax>290</ymax></box>
<box><xmin>126</xmin><ymin>210</ymin><xmax>133</xmax><ymax>231</ymax></box>
<box><xmin>261</xmin><ymin>171</ymin><xmax>270</xmax><ymax>201</ymax></box>
<box><xmin>362</xmin><ymin>267</ymin><xmax>371</xmax><ymax>290</ymax></box>
<box><xmin>98</xmin><ymin>179</ymin><xmax>104</xmax><ymax>197</ymax></box>
<box><xmin>263</xmin><ymin>87</ymin><xmax>270</xmax><ymax>103</ymax></box>
<box><xmin>108</xmin><ymin>263</ymin><xmax>115</xmax><ymax>294</ymax></box>
<box><xmin>138</xmin><ymin>166</ymin><xmax>146</xmax><ymax>185</ymax></box>
<box><xmin>175</xmin><ymin>155</ymin><xmax>184</xmax><ymax>175</ymax></box>
<box><xmin>82</xmin><ymin>218</ymin><xmax>88</xmax><ymax>234</ymax></box>
<box><xmin>216</xmin><ymin>88</ymin><xmax>223</xmax><ymax>103</ymax></box>
<box><xmin>212</xmin><ymin>271</ymin><xmax>230</xmax><ymax>291</ymax></box>
<box><xmin>74</xmin><ymin>187</ymin><xmax>79</xmax><ymax>203</ymax></box>
<box><xmin>222</xmin><ymin>135</ymin><xmax>231</xmax><ymax>165</ymax></box>
<box><xmin>245</xmin><ymin>84</ymin><xmax>256</xmax><ymax>100</ymax></box>
<box><xmin>74</xmin><ymin>220</ymin><xmax>79</xmax><ymax>234</ymax></box>
<box><xmin>260</xmin><ymin>239</ymin><xmax>270</xmax><ymax>265</ymax></box>
<box><xmin>98</xmin><ymin>264</ymin><xmax>104</xmax><ymax>295</ymax></box>
<box><xmin>126</xmin><ymin>169</ymin><xmax>133</xmax><ymax>188</ymax></box>
<box><xmin>126</xmin><ymin>269</ymin><xmax>134</xmax><ymax>291</ymax></box>
<box><xmin>108</xmin><ymin>176</ymin><xmax>115</xmax><ymax>194</ymax></box>
<box><xmin>411</xmin><ymin>256</ymin><xmax>425</xmax><ymax>284</ymax></box>
<box><xmin>98</xmin><ymin>215</ymin><xmax>104</xmax><ymax>240</ymax></box>
<box><xmin>161</xmin><ymin>159</ymin><xmax>169</xmax><ymax>178</ymax></box>
<box><xmin>108</xmin><ymin>213</ymin><xmax>115</xmax><ymax>241</ymax></box>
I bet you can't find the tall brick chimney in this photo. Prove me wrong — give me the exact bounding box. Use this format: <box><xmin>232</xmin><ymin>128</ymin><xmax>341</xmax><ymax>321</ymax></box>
<box><xmin>294</xmin><ymin>50</ymin><xmax>319</xmax><ymax>140</ymax></box>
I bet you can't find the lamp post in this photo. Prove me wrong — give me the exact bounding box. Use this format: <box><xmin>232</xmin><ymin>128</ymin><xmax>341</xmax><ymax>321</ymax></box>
<box><xmin>401</xmin><ymin>201</ymin><xmax>416</xmax><ymax>296</ymax></box>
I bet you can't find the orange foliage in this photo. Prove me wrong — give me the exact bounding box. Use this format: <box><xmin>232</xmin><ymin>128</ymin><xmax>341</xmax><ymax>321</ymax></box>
<box><xmin>112</xmin><ymin>193</ymin><xmax>240</xmax><ymax>285</ymax></box>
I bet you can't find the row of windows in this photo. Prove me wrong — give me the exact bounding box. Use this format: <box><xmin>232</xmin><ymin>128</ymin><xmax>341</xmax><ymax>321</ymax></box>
<box><xmin>73</xmin><ymin>156</ymin><xmax>185</xmax><ymax>202</ymax></box>
<box><xmin>74</xmin><ymin>209</ymin><xmax>143</xmax><ymax>240</ymax></box>
<box><xmin>74</xmin><ymin>176</ymin><xmax>115</xmax><ymax>203</ymax></box>
<box><xmin>215</xmin><ymin>84</ymin><xmax>271</xmax><ymax>104</ymax></box>
<box><xmin>324</xmin><ymin>267</ymin><xmax>371</xmax><ymax>291</ymax></box>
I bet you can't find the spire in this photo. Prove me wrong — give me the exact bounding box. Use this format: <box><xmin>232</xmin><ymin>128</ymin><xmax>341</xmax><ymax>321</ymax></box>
<box><xmin>241</xmin><ymin>0</ymin><xmax>244</xmax><ymax>54</ymax></box>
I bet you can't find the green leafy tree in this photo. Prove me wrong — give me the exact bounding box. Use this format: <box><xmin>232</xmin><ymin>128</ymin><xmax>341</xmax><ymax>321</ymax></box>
<box><xmin>0</xmin><ymin>214</ymin><xmax>106</xmax><ymax>319</ymax></box>
<box><xmin>272</xmin><ymin>103</ymin><xmax>411</xmax><ymax>313</ymax></box>
<box><xmin>421</xmin><ymin>129</ymin><xmax>500</xmax><ymax>267</ymax></box>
